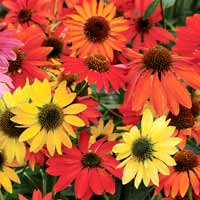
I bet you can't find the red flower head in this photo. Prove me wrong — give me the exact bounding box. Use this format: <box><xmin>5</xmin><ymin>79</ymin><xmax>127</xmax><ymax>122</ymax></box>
<box><xmin>19</xmin><ymin>190</ymin><xmax>52</xmax><ymax>200</ymax></box>
<box><xmin>46</xmin><ymin>131</ymin><xmax>122</xmax><ymax>200</ymax></box>
<box><xmin>62</xmin><ymin>55</ymin><xmax>128</xmax><ymax>92</ymax></box>
<box><xmin>124</xmin><ymin>46</ymin><xmax>200</xmax><ymax>116</ymax></box>
<box><xmin>125</xmin><ymin>0</ymin><xmax>174</xmax><ymax>50</ymax></box>
<box><xmin>3</xmin><ymin>0</ymin><xmax>51</xmax><ymax>27</ymax></box>
<box><xmin>7</xmin><ymin>25</ymin><xmax>52</xmax><ymax>88</ymax></box>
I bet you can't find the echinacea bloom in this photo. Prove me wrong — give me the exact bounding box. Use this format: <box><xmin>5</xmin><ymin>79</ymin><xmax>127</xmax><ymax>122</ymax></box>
<box><xmin>154</xmin><ymin>150</ymin><xmax>200</xmax><ymax>198</ymax></box>
<box><xmin>65</xmin><ymin>0</ymin><xmax>129</xmax><ymax>60</ymax></box>
<box><xmin>110</xmin><ymin>0</ymin><xmax>134</xmax><ymax>12</ymax></box>
<box><xmin>11</xmin><ymin>79</ymin><xmax>87</xmax><ymax>156</ymax></box>
<box><xmin>8</xmin><ymin>25</ymin><xmax>52</xmax><ymax>88</ymax></box>
<box><xmin>113</xmin><ymin>108</ymin><xmax>181</xmax><ymax>188</ymax></box>
<box><xmin>3</xmin><ymin>0</ymin><xmax>51</xmax><ymax>27</ymax></box>
<box><xmin>0</xmin><ymin>23</ymin><xmax>23</xmax><ymax>73</ymax></box>
<box><xmin>174</xmin><ymin>14</ymin><xmax>200</xmax><ymax>57</ymax></box>
<box><xmin>162</xmin><ymin>194</ymin><xmax>200</xmax><ymax>200</ymax></box>
<box><xmin>46</xmin><ymin>131</ymin><xmax>122</xmax><ymax>200</ymax></box>
<box><xmin>0</xmin><ymin>83</ymin><xmax>30</xmax><ymax>164</ymax></box>
<box><xmin>89</xmin><ymin>118</ymin><xmax>120</xmax><ymax>144</ymax></box>
<box><xmin>124</xmin><ymin>46</ymin><xmax>200</xmax><ymax>116</ymax></box>
<box><xmin>167</xmin><ymin>106</ymin><xmax>200</xmax><ymax>149</ymax></box>
<box><xmin>124</xmin><ymin>0</ymin><xmax>174</xmax><ymax>50</ymax></box>
<box><xmin>0</xmin><ymin>151</ymin><xmax>20</xmax><ymax>193</ymax></box>
<box><xmin>63</xmin><ymin>55</ymin><xmax>127</xmax><ymax>92</ymax></box>
<box><xmin>0</xmin><ymin>73</ymin><xmax>14</xmax><ymax>96</ymax></box>
<box><xmin>19</xmin><ymin>190</ymin><xmax>52</xmax><ymax>200</ymax></box>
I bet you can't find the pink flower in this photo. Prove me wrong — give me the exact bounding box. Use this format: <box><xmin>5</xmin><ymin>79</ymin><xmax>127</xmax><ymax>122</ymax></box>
<box><xmin>0</xmin><ymin>23</ymin><xmax>23</xmax><ymax>73</ymax></box>
<box><xmin>0</xmin><ymin>72</ymin><xmax>14</xmax><ymax>96</ymax></box>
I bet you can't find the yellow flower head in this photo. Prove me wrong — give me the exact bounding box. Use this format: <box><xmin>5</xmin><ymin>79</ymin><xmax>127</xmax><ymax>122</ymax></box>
<box><xmin>90</xmin><ymin>118</ymin><xmax>120</xmax><ymax>144</ymax></box>
<box><xmin>113</xmin><ymin>108</ymin><xmax>181</xmax><ymax>188</ymax></box>
<box><xmin>0</xmin><ymin>83</ymin><xmax>30</xmax><ymax>164</ymax></box>
<box><xmin>0</xmin><ymin>151</ymin><xmax>20</xmax><ymax>193</ymax></box>
<box><xmin>11</xmin><ymin>79</ymin><xmax>87</xmax><ymax>156</ymax></box>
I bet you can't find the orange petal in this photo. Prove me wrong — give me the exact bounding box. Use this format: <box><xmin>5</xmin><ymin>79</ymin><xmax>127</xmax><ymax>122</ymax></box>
<box><xmin>179</xmin><ymin>172</ymin><xmax>190</xmax><ymax>197</ymax></box>
<box><xmin>189</xmin><ymin>170</ymin><xmax>200</xmax><ymax>195</ymax></box>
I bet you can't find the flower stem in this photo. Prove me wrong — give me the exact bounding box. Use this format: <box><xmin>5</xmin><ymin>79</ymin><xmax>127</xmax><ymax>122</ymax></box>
<box><xmin>24</xmin><ymin>172</ymin><xmax>38</xmax><ymax>189</ymax></box>
<box><xmin>40</xmin><ymin>169</ymin><xmax>47</xmax><ymax>196</ymax></box>
<box><xmin>188</xmin><ymin>187</ymin><xmax>193</xmax><ymax>200</ymax></box>
<box><xmin>160</xmin><ymin>0</ymin><xmax>166</xmax><ymax>28</ymax></box>
<box><xmin>0</xmin><ymin>189</ymin><xmax>4</xmax><ymax>200</ymax></box>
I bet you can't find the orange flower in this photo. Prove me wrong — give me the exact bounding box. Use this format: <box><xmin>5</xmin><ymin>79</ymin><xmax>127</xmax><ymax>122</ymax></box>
<box><xmin>155</xmin><ymin>150</ymin><xmax>200</xmax><ymax>198</ymax></box>
<box><xmin>124</xmin><ymin>46</ymin><xmax>200</xmax><ymax>116</ymax></box>
<box><xmin>65</xmin><ymin>0</ymin><xmax>129</xmax><ymax>61</ymax></box>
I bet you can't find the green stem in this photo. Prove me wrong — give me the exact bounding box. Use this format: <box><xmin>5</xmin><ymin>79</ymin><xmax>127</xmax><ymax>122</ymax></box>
<box><xmin>40</xmin><ymin>169</ymin><xmax>47</xmax><ymax>196</ymax></box>
<box><xmin>76</xmin><ymin>82</ymin><xmax>88</xmax><ymax>96</ymax></box>
<box><xmin>24</xmin><ymin>172</ymin><xmax>38</xmax><ymax>189</ymax></box>
<box><xmin>0</xmin><ymin>189</ymin><xmax>4</xmax><ymax>200</ymax></box>
<box><xmin>160</xmin><ymin>0</ymin><xmax>166</xmax><ymax>28</ymax></box>
<box><xmin>100</xmin><ymin>103</ymin><xmax>122</xmax><ymax>119</ymax></box>
<box><xmin>188</xmin><ymin>187</ymin><xmax>193</xmax><ymax>200</ymax></box>
<box><xmin>103</xmin><ymin>193</ymin><xmax>109</xmax><ymax>200</ymax></box>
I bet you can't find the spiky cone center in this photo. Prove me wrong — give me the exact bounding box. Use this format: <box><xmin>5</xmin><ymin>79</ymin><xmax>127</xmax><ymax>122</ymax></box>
<box><xmin>132</xmin><ymin>137</ymin><xmax>153</xmax><ymax>162</ymax></box>
<box><xmin>38</xmin><ymin>104</ymin><xmax>64</xmax><ymax>132</ymax></box>
<box><xmin>42</xmin><ymin>37</ymin><xmax>64</xmax><ymax>58</ymax></box>
<box><xmin>84</xmin><ymin>16</ymin><xmax>110</xmax><ymax>43</ymax></box>
<box><xmin>81</xmin><ymin>152</ymin><xmax>101</xmax><ymax>168</ymax></box>
<box><xmin>0</xmin><ymin>110</ymin><xmax>25</xmax><ymax>138</ymax></box>
<box><xmin>18</xmin><ymin>8</ymin><xmax>32</xmax><ymax>24</ymax></box>
<box><xmin>168</xmin><ymin>106</ymin><xmax>195</xmax><ymax>130</ymax></box>
<box><xmin>85</xmin><ymin>55</ymin><xmax>110</xmax><ymax>72</ymax></box>
<box><xmin>8</xmin><ymin>50</ymin><xmax>24</xmax><ymax>74</ymax></box>
<box><xmin>174</xmin><ymin>150</ymin><xmax>198</xmax><ymax>172</ymax></box>
<box><xmin>143</xmin><ymin>46</ymin><xmax>172</xmax><ymax>75</ymax></box>
<box><xmin>136</xmin><ymin>17</ymin><xmax>153</xmax><ymax>33</ymax></box>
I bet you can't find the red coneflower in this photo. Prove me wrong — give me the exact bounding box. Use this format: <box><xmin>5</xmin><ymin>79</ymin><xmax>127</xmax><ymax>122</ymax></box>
<box><xmin>124</xmin><ymin>46</ymin><xmax>200</xmax><ymax>116</ymax></box>
<box><xmin>63</xmin><ymin>55</ymin><xmax>127</xmax><ymax>92</ymax></box>
<box><xmin>19</xmin><ymin>190</ymin><xmax>52</xmax><ymax>200</ymax></box>
<box><xmin>46</xmin><ymin>131</ymin><xmax>122</xmax><ymax>200</ymax></box>
<box><xmin>154</xmin><ymin>150</ymin><xmax>200</xmax><ymax>198</ymax></box>
<box><xmin>8</xmin><ymin>25</ymin><xmax>52</xmax><ymax>87</ymax></box>
<box><xmin>125</xmin><ymin>0</ymin><xmax>174</xmax><ymax>50</ymax></box>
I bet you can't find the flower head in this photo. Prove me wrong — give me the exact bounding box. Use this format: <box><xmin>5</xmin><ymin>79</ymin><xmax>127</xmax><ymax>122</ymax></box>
<box><xmin>65</xmin><ymin>0</ymin><xmax>129</xmax><ymax>60</ymax></box>
<box><xmin>19</xmin><ymin>190</ymin><xmax>52</xmax><ymax>200</ymax></box>
<box><xmin>46</xmin><ymin>131</ymin><xmax>122</xmax><ymax>200</ymax></box>
<box><xmin>113</xmin><ymin>108</ymin><xmax>181</xmax><ymax>188</ymax></box>
<box><xmin>11</xmin><ymin>79</ymin><xmax>87</xmax><ymax>156</ymax></box>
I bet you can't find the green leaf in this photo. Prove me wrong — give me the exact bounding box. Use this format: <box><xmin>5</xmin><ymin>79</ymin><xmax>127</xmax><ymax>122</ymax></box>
<box><xmin>144</xmin><ymin>0</ymin><xmax>160</xmax><ymax>19</ymax></box>
<box><xmin>162</xmin><ymin>0</ymin><xmax>176</xmax><ymax>9</ymax></box>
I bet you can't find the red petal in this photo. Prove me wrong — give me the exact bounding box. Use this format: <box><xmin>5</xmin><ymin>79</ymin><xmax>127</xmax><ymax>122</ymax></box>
<box><xmin>78</xmin><ymin>131</ymin><xmax>89</xmax><ymax>153</ymax></box>
<box><xmin>18</xmin><ymin>195</ymin><xmax>28</xmax><ymax>200</ymax></box>
<box><xmin>89</xmin><ymin>168</ymin><xmax>104</xmax><ymax>195</ymax></box>
<box><xmin>97</xmin><ymin>168</ymin><xmax>115</xmax><ymax>194</ymax></box>
<box><xmin>96</xmin><ymin>141</ymin><xmax>118</xmax><ymax>154</ymax></box>
<box><xmin>43</xmin><ymin>192</ymin><xmax>53</xmax><ymax>200</ymax></box>
<box><xmin>90</xmin><ymin>136</ymin><xmax>107</xmax><ymax>153</ymax></box>
<box><xmin>75</xmin><ymin>168</ymin><xmax>89</xmax><ymax>198</ymax></box>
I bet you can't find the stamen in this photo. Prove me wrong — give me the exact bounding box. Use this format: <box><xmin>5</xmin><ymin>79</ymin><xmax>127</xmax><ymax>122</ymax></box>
<box><xmin>81</xmin><ymin>152</ymin><xmax>101</xmax><ymax>167</ymax></box>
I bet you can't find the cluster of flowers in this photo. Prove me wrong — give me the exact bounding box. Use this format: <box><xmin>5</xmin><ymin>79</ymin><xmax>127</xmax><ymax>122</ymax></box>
<box><xmin>0</xmin><ymin>0</ymin><xmax>199</xmax><ymax>199</ymax></box>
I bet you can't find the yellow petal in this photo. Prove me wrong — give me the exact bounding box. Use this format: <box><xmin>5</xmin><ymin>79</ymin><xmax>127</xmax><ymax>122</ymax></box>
<box><xmin>146</xmin><ymin>160</ymin><xmax>159</xmax><ymax>186</ymax></box>
<box><xmin>3</xmin><ymin>167</ymin><xmax>20</xmax><ymax>183</ymax></box>
<box><xmin>46</xmin><ymin>132</ymin><xmax>56</xmax><ymax>156</ymax></box>
<box><xmin>112</xmin><ymin>143</ymin><xmax>131</xmax><ymax>154</ymax></box>
<box><xmin>19</xmin><ymin>123</ymin><xmax>41</xmax><ymax>142</ymax></box>
<box><xmin>103</xmin><ymin>120</ymin><xmax>114</xmax><ymax>134</ymax></box>
<box><xmin>63</xmin><ymin>122</ymin><xmax>76</xmax><ymax>138</ymax></box>
<box><xmin>15</xmin><ymin>142</ymin><xmax>26</xmax><ymax>165</ymax></box>
<box><xmin>0</xmin><ymin>98</ymin><xmax>6</xmax><ymax>111</ymax></box>
<box><xmin>64</xmin><ymin>115</ymin><xmax>85</xmax><ymax>127</ymax></box>
<box><xmin>17</xmin><ymin>103</ymin><xmax>39</xmax><ymax>114</ymax></box>
<box><xmin>0</xmin><ymin>171</ymin><xmax>12</xmax><ymax>193</ymax></box>
<box><xmin>53</xmin><ymin>81</ymin><xmax>76</xmax><ymax>107</ymax></box>
<box><xmin>141</xmin><ymin>108</ymin><xmax>153</xmax><ymax>137</ymax></box>
<box><xmin>59</xmin><ymin>129</ymin><xmax>72</xmax><ymax>148</ymax></box>
<box><xmin>116</xmin><ymin>151</ymin><xmax>131</xmax><ymax>160</ymax></box>
<box><xmin>142</xmin><ymin>165</ymin><xmax>150</xmax><ymax>187</ymax></box>
<box><xmin>63</xmin><ymin>103</ymin><xmax>87</xmax><ymax>114</ymax></box>
<box><xmin>11</xmin><ymin>116</ymin><xmax>37</xmax><ymax>126</ymax></box>
<box><xmin>122</xmin><ymin>159</ymin><xmax>138</xmax><ymax>184</ymax></box>
<box><xmin>154</xmin><ymin>151</ymin><xmax>176</xmax><ymax>166</ymax></box>
<box><xmin>54</xmin><ymin>129</ymin><xmax>62</xmax><ymax>155</ymax></box>
<box><xmin>117</xmin><ymin>156</ymin><xmax>132</xmax><ymax>168</ymax></box>
<box><xmin>30</xmin><ymin>130</ymin><xmax>46</xmax><ymax>152</ymax></box>
<box><xmin>129</xmin><ymin>126</ymin><xmax>140</xmax><ymax>140</ymax></box>
<box><xmin>153</xmin><ymin>159</ymin><xmax>169</xmax><ymax>175</ymax></box>
<box><xmin>134</xmin><ymin>162</ymin><xmax>143</xmax><ymax>189</ymax></box>
<box><xmin>3</xmin><ymin>92</ymin><xmax>15</xmax><ymax>108</ymax></box>
<box><xmin>5</xmin><ymin>139</ymin><xmax>15</xmax><ymax>164</ymax></box>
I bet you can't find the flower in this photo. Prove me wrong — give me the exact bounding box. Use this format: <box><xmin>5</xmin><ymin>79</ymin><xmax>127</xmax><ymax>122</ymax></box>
<box><xmin>113</xmin><ymin>108</ymin><xmax>181</xmax><ymax>188</ymax></box>
<box><xmin>89</xmin><ymin>118</ymin><xmax>120</xmax><ymax>144</ymax></box>
<box><xmin>3</xmin><ymin>0</ymin><xmax>51</xmax><ymax>27</ymax></box>
<box><xmin>154</xmin><ymin>150</ymin><xmax>200</xmax><ymax>198</ymax></box>
<box><xmin>124</xmin><ymin>0</ymin><xmax>174</xmax><ymax>50</ymax></box>
<box><xmin>0</xmin><ymin>151</ymin><xmax>20</xmax><ymax>193</ymax></box>
<box><xmin>0</xmin><ymin>23</ymin><xmax>23</xmax><ymax>73</ymax></box>
<box><xmin>0</xmin><ymin>83</ymin><xmax>30</xmax><ymax>164</ymax></box>
<box><xmin>65</xmin><ymin>0</ymin><xmax>129</xmax><ymax>60</ymax></box>
<box><xmin>124</xmin><ymin>46</ymin><xmax>200</xmax><ymax>116</ymax></box>
<box><xmin>19</xmin><ymin>190</ymin><xmax>52</xmax><ymax>200</ymax></box>
<box><xmin>62</xmin><ymin>55</ymin><xmax>127</xmax><ymax>92</ymax></box>
<box><xmin>46</xmin><ymin>131</ymin><xmax>122</xmax><ymax>200</ymax></box>
<box><xmin>8</xmin><ymin>25</ymin><xmax>52</xmax><ymax>88</ymax></box>
<box><xmin>174</xmin><ymin>14</ymin><xmax>200</xmax><ymax>57</ymax></box>
<box><xmin>0</xmin><ymin>73</ymin><xmax>14</xmax><ymax>96</ymax></box>
<box><xmin>11</xmin><ymin>79</ymin><xmax>87</xmax><ymax>156</ymax></box>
